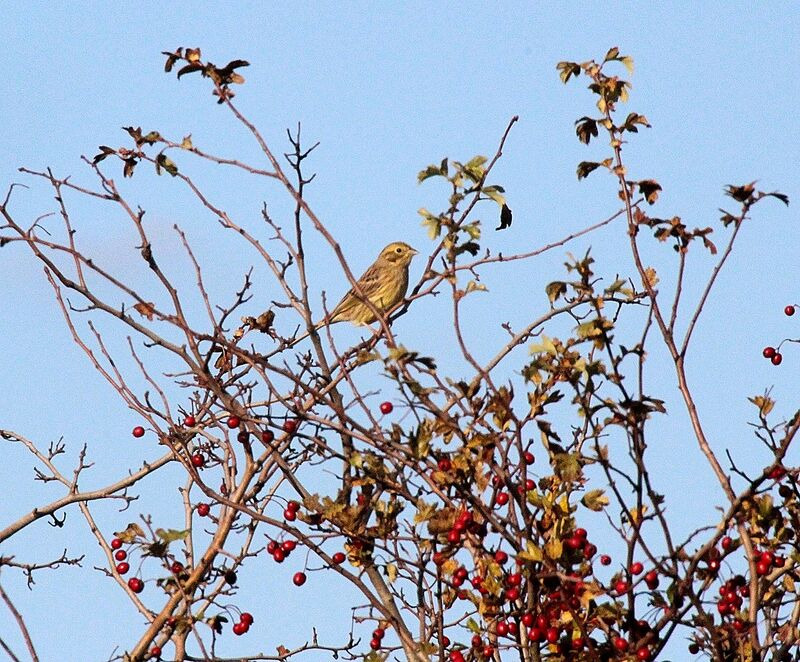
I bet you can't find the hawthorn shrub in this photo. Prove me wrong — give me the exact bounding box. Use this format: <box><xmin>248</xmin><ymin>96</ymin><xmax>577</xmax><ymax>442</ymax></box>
<box><xmin>0</xmin><ymin>47</ymin><xmax>797</xmax><ymax>662</ymax></box>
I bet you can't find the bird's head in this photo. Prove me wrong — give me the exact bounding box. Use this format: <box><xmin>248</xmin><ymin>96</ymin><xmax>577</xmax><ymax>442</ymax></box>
<box><xmin>378</xmin><ymin>241</ymin><xmax>418</xmax><ymax>267</ymax></box>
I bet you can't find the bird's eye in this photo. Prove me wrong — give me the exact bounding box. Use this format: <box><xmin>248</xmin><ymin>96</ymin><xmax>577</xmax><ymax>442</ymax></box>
<box><xmin>395</xmin><ymin>247</ymin><xmax>403</xmax><ymax>253</ymax></box>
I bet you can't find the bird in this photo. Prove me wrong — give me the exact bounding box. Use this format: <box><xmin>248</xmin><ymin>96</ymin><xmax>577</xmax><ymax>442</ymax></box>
<box><xmin>325</xmin><ymin>241</ymin><xmax>418</xmax><ymax>325</ymax></box>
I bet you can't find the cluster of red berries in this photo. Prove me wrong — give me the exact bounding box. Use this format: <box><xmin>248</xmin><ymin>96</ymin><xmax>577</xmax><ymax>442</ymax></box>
<box><xmin>716</xmin><ymin>574</ymin><xmax>747</xmax><ymax>618</ymax></box>
<box><xmin>232</xmin><ymin>611</ymin><xmax>254</xmax><ymax>636</ymax></box>
<box><xmin>283</xmin><ymin>499</ymin><xmax>301</xmax><ymax>522</ymax></box>
<box><xmin>267</xmin><ymin>538</ymin><xmax>297</xmax><ymax>563</ymax></box>
<box><xmin>761</xmin><ymin>305</ymin><xmax>796</xmax><ymax>365</ymax></box>
<box><xmin>369</xmin><ymin>627</ymin><xmax>386</xmax><ymax>650</ymax></box>
<box><xmin>761</xmin><ymin>346</ymin><xmax>783</xmax><ymax>365</ymax></box>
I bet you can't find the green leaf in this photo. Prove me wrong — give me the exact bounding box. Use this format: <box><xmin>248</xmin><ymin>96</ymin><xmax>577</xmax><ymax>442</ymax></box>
<box><xmin>418</xmin><ymin>208</ymin><xmax>443</xmax><ymax>239</ymax></box>
<box><xmin>156</xmin><ymin>153</ymin><xmax>179</xmax><ymax>177</ymax></box>
<box><xmin>581</xmin><ymin>489</ymin><xmax>609</xmax><ymax>512</ymax></box>
<box><xmin>482</xmin><ymin>184</ymin><xmax>506</xmax><ymax>206</ymax></box>
<box><xmin>556</xmin><ymin>61</ymin><xmax>581</xmax><ymax>84</ymax></box>
<box><xmin>545</xmin><ymin>281</ymin><xmax>567</xmax><ymax>304</ymax></box>
<box><xmin>417</xmin><ymin>158</ymin><xmax>448</xmax><ymax>183</ymax></box>
<box><xmin>529</xmin><ymin>335</ymin><xmax>557</xmax><ymax>355</ymax></box>
<box><xmin>518</xmin><ymin>540</ymin><xmax>544</xmax><ymax>562</ymax></box>
<box><xmin>619</xmin><ymin>55</ymin><xmax>634</xmax><ymax>74</ymax></box>
<box><xmin>156</xmin><ymin>528</ymin><xmax>190</xmax><ymax>543</ymax></box>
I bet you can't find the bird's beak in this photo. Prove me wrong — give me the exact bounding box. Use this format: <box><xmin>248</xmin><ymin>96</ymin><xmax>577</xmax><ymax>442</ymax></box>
<box><xmin>410</xmin><ymin>247</ymin><xmax>419</xmax><ymax>255</ymax></box>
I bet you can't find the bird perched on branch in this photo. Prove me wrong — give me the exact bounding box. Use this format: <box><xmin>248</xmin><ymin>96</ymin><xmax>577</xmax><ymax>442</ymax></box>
<box><xmin>325</xmin><ymin>241</ymin><xmax>418</xmax><ymax>325</ymax></box>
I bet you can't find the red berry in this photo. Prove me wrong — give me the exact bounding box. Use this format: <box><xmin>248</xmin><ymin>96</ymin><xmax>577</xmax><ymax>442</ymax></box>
<box><xmin>645</xmin><ymin>570</ymin><xmax>659</xmax><ymax>589</ymax></box>
<box><xmin>283</xmin><ymin>419</ymin><xmax>298</xmax><ymax>433</ymax></box>
<box><xmin>523</xmin><ymin>451</ymin><xmax>535</xmax><ymax>464</ymax></box>
<box><xmin>232</xmin><ymin>621</ymin><xmax>248</xmax><ymax>636</ymax></box>
<box><xmin>272</xmin><ymin>548</ymin><xmax>286</xmax><ymax>563</ymax></box>
<box><xmin>332</xmin><ymin>551</ymin><xmax>346</xmax><ymax>565</ymax></box>
<box><xmin>584</xmin><ymin>543</ymin><xmax>597</xmax><ymax>558</ymax></box>
<box><xmin>447</xmin><ymin>529</ymin><xmax>460</xmax><ymax>544</ymax></box>
<box><xmin>759</xmin><ymin>550</ymin><xmax>775</xmax><ymax>566</ymax></box>
<box><xmin>197</xmin><ymin>503</ymin><xmax>210</xmax><ymax>517</ymax></box>
<box><xmin>756</xmin><ymin>560</ymin><xmax>771</xmax><ymax>575</ymax></box>
<box><xmin>613</xmin><ymin>636</ymin><xmax>629</xmax><ymax>652</ymax></box>
<box><xmin>614</xmin><ymin>579</ymin><xmax>629</xmax><ymax>594</ymax></box>
<box><xmin>287</xmin><ymin>500</ymin><xmax>301</xmax><ymax>512</ymax></box>
<box><xmin>762</xmin><ymin>346</ymin><xmax>776</xmax><ymax>358</ymax></box>
<box><xmin>261</xmin><ymin>430</ymin><xmax>274</xmax><ymax>444</ymax></box>
<box><xmin>482</xmin><ymin>646</ymin><xmax>494</xmax><ymax>658</ymax></box>
<box><xmin>565</xmin><ymin>535</ymin><xmax>583</xmax><ymax>550</ymax></box>
<box><xmin>111</xmin><ymin>538</ymin><xmax>123</xmax><ymax>550</ymax></box>
<box><xmin>132</xmin><ymin>426</ymin><xmax>145</xmax><ymax>438</ymax></box>
<box><xmin>545</xmin><ymin>627</ymin><xmax>559</xmax><ymax>644</ymax></box>
<box><xmin>236</xmin><ymin>430</ymin><xmax>249</xmax><ymax>443</ymax></box>
<box><xmin>785</xmin><ymin>305</ymin><xmax>795</xmax><ymax>316</ymax></box>
<box><xmin>574</xmin><ymin>528</ymin><xmax>587</xmax><ymax>539</ymax></box>
<box><xmin>505</xmin><ymin>587</ymin><xmax>520</xmax><ymax>601</ymax></box>
<box><xmin>240</xmin><ymin>612</ymin><xmax>254</xmax><ymax>625</ymax></box>
<box><xmin>184</xmin><ymin>415</ymin><xmax>196</xmax><ymax>427</ymax></box>
<box><xmin>116</xmin><ymin>561</ymin><xmax>130</xmax><ymax>575</ymax></box>
<box><xmin>507</xmin><ymin>572</ymin><xmax>522</xmax><ymax>587</ymax></box>
<box><xmin>370</xmin><ymin>638</ymin><xmax>381</xmax><ymax>650</ymax></box>
<box><xmin>171</xmin><ymin>561</ymin><xmax>184</xmax><ymax>574</ymax></box>
<box><xmin>721</xmin><ymin>535</ymin><xmax>733</xmax><ymax>550</ymax></box>
<box><xmin>373</xmin><ymin>627</ymin><xmax>385</xmax><ymax>639</ymax></box>
<box><xmin>127</xmin><ymin>577</ymin><xmax>144</xmax><ymax>593</ymax></box>
<box><xmin>379</xmin><ymin>401</ymin><xmax>393</xmax><ymax>414</ymax></box>
<box><xmin>437</xmin><ymin>458</ymin><xmax>452</xmax><ymax>472</ymax></box>
<box><xmin>528</xmin><ymin>627</ymin><xmax>543</xmax><ymax>641</ymax></box>
<box><xmin>496</xmin><ymin>492</ymin><xmax>509</xmax><ymax>506</ymax></box>
<box><xmin>688</xmin><ymin>643</ymin><xmax>700</xmax><ymax>654</ymax></box>
<box><xmin>771</xmin><ymin>352</ymin><xmax>783</xmax><ymax>365</ymax></box>
<box><xmin>292</xmin><ymin>571</ymin><xmax>307</xmax><ymax>586</ymax></box>
<box><xmin>600</xmin><ymin>554</ymin><xmax>612</xmax><ymax>566</ymax></box>
<box><xmin>636</xmin><ymin>645</ymin><xmax>651</xmax><ymax>660</ymax></box>
<box><xmin>494</xmin><ymin>550</ymin><xmax>509</xmax><ymax>564</ymax></box>
<box><xmin>283</xmin><ymin>508</ymin><xmax>296</xmax><ymax>521</ymax></box>
<box><xmin>114</xmin><ymin>550</ymin><xmax>127</xmax><ymax>561</ymax></box>
<box><xmin>282</xmin><ymin>540</ymin><xmax>297</xmax><ymax>553</ymax></box>
<box><xmin>524</xmin><ymin>478</ymin><xmax>535</xmax><ymax>490</ymax></box>
<box><xmin>267</xmin><ymin>540</ymin><xmax>279</xmax><ymax>554</ymax></box>
<box><xmin>433</xmin><ymin>552</ymin><xmax>446</xmax><ymax>566</ymax></box>
<box><xmin>149</xmin><ymin>646</ymin><xmax>162</xmax><ymax>658</ymax></box>
<box><xmin>226</xmin><ymin>415</ymin><xmax>240</xmax><ymax>429</ymax></box>
<box><xmin>630</xmin><ymin>561</ymin><xmax>644</xmax><ymax>575</ymax></box>
<box><xmin>471</xmin><ymin>634</ymin><xmax>482</xmax><ymax>648</ymax></box>
<box><xmin>191</xmin><ymin>453</ymin><xmax>205</xmax><ymax>468</ymax></box>
<box><xmin>496</xmin><ymin>621</ymin><xmax>508</xmax><ymax>636</ymax></box>
<box><xmin>449</xmin><ymin>652</ymin><xmax>465</xmax><ymax>662</ymax></box>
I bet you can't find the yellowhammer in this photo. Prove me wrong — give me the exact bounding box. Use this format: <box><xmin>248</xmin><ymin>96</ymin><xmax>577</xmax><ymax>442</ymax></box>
<box><xmin>326</xmin><ymin>241</ymin><xmax>418</xmax><ymax>325</ymax></box>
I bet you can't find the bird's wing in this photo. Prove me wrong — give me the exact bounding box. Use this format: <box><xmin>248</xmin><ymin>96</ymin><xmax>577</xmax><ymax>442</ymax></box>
<box><xmin>329</xmin><ymin>264</ymin><xmax>384</xmax><ymax>320</ymax></box>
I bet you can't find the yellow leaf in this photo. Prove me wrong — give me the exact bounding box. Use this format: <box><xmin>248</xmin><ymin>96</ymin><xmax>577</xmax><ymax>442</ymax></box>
<box><xmin>545</xmin><ymin>537</ymin><xmax>563</xmax><ymax>560</ymax></box>
<box><xmin>642</xmin><ymin>267</ymin><xmax>659</xmax><ymax>289</ymax></box>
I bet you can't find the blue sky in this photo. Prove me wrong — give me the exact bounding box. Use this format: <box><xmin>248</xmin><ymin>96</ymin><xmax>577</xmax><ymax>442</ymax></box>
<box><xmin>1</xmin><ymin>3</ymin><xmax>799</xmax><ymax>660</ymax></box>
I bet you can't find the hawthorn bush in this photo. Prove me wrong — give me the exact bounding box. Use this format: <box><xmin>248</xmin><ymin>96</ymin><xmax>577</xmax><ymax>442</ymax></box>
<box><xmin>1</xmin><ymin>47</ymin><xmax>797</xmax><ymax>662</ymax></box>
